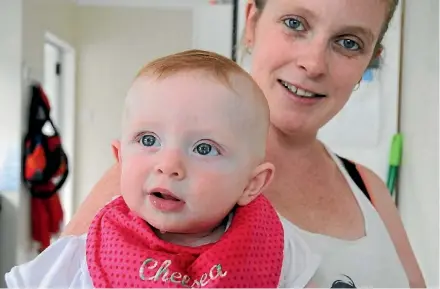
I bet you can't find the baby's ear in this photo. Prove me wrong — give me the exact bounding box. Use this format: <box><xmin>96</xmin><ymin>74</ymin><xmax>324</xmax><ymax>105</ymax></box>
<box><xmin>237</xmin><ymin>162</ymin><xmax>275</xmax><ymax>206</ymax></box>
<box><xmin>111</xmin><ymin>140</ymin><xmax>122</xmax><ymax>163</ymax></box>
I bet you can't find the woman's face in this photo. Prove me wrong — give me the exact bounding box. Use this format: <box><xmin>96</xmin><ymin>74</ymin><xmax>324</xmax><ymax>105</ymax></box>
<box><xmin>245</xmin><ymin>0</ymin><xmax>389</xmax><ymax>137</ymax></box>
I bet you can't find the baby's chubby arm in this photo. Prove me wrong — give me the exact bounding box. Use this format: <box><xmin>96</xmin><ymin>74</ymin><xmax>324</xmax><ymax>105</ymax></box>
<box><xmin>5</xmin><ymin>234</ymin><xmax>88</xmax><ymax>288</ymax></box>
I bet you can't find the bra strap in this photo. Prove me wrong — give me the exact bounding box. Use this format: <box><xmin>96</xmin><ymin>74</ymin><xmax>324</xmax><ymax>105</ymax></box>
<box><xmin>337</xmin><ymin>155</ymin><xmax>372</xmax><ymax>203</ymax></box>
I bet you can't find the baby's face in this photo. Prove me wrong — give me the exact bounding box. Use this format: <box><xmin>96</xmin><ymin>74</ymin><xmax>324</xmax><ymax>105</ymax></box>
<box><xmin>117</xmin><ymin>72</ymin><xmax>265</xmax><ymax>234</ymax></box>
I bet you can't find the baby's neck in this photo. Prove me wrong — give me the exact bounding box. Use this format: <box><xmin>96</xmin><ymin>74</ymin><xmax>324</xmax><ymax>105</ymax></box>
<box><xmin>154</xmin><ymin>226</ymin><xmax>224</xmax><ymax>247</ymax></box>
<box><xmin>152</xmin><ymin>219</ymin><xmax>228</xmax><ymax>247</ymax></box>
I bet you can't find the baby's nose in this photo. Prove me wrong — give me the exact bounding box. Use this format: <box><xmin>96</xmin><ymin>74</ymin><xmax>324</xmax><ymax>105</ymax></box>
<box><xmin>154</xmin><ymin>151</ymin><xmax>185</xmax><ymax>180</ymax></box>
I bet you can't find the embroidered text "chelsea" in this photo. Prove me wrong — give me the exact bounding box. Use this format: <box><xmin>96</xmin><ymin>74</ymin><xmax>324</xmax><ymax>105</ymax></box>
<box><xmin>139</xmin><ymin>257</ymin><xmax>228</xmax><ymax>287</ymax></box>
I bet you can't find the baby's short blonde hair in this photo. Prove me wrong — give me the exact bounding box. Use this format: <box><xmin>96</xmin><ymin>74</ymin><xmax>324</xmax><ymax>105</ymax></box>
<box><xmin>135</xmin><ymin>49</ymin><xmax>268</xmax><ymax>116</ymax></box>
<box><xmin>127</xmin><ymin>49</ymin><xmax>270</xmax><ymax>161</ymax></box>
<box><xmin>136</xmin><ymin>50</ymin><xmax>254</xmax><ymax>90</ymax></box>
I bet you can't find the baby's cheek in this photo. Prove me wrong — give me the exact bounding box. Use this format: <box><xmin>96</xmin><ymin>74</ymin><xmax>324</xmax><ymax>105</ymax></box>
<box><xmin>195</xmin><ymin>170</ymin><xmax>225</xmax><ymax>186</ymax></box>
<box><xmin>193</xmin><ymin>171</ymin><xmax>241</xmax><ymax>202</ymax></box>
<box><xmin>120</xmin><ymin>158</ymin><xmax>149</xmax><ymax>197</ymax></box>
<box><xmin>120</xmin><ymin>174</ymin><xmax>147</xmax><ymax>216</ymax></box>
<box><xmin>122</xmin><ymin>155</ymin><xmax>150</xmax><ymax>176</ymax></box>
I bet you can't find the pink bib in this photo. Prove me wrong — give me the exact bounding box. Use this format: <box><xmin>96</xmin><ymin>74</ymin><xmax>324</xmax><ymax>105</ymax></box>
<box><xmin>86</xmin><ymin>195</ymin><xmax>284</xmax><ymax>288</ymax></box>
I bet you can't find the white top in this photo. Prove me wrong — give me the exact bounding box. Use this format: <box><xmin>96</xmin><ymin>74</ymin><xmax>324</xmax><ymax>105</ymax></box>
<box><xmin>291</xmin><ymin>150</ymin><xmax>409</xmax><ymax>288</ymax></box>
<box><xmin>5</xmin><ymin>215</ymin><xmax>320</xmax><ymax>288</ymax></box>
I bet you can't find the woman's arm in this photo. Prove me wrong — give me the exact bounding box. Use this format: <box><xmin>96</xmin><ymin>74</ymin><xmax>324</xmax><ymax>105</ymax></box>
<box><xmin>62</xmin><ymin>163</ymin><xmax>121</xmax><ymax>236</ymax></box>
<box><xmin>357</xmin><ymin>165</ymin><xmax>426</xmax><ymax>288</ymax></box>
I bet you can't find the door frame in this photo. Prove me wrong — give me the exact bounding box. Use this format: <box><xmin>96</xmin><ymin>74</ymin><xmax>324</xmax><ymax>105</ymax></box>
<box><xmin>44</xmin><ymin>32</ymin><xmax>76</xmax><ymax>226</ymax></box>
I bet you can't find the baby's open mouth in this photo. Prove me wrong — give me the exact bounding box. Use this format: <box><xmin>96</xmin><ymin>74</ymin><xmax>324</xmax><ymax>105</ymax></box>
<box><xmin>151</xmin><ymin>191</ymin><xmax>181</xmax><ymax>201</ymax></box>
<box><xmin>148</xmin><ymin>188</ymin><xmax>185</xmax><ymax>212</ymax></box>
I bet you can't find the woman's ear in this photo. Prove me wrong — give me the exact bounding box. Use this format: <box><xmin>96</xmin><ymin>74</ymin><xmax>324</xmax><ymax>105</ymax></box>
<box><xmin>237</xmin><ymin>162</ymin><xmax>275</xmax><ymax>206</ymax></box>
<box><xmin>244</xmin><ymin>0</ymin><xmax>259</xmax><ymax>49</ymax></box>
<box><xmin>375</xmin><ymin>46</ymin><xmax>383</xmax><ymax>59</ymax></box>
<box><xmin>111</xmin><ymin>140</ymin><xmax>122</xmax><ymax>163</ymax></box>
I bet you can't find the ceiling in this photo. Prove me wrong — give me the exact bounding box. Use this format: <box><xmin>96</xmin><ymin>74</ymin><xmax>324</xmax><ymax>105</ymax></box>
<box><xmin>75</xmin><ymin>0</ymin><xmax>232</xmax><ymax>8</ymax></box>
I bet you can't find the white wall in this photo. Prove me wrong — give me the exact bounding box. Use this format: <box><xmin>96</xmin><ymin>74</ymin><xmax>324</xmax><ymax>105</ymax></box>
<box><xmin>398</xmin><ymin>0</ymin><xmax>439</xmax><ymax>286</ymax></box>
<box><xmin>22</xmin><ymin>0</ymin><xmax>78</xmax><ymax>253</ymax></box>
<box><xmin>22</xmin><ymin>0</ymin><xmax>77</xmax><ymax>82</ymax></box>
<box><xmin>0</xmin><ymin>1</ymin><xmax>24</xmax><ymax>286</ymax></box>
<box><xmin>192</xmin><ymin>4</ymin><xmax>232</xmax><ymax>59</ymax></box>
<box><xmin>0</xmin><ymin>0</ymin><xmax>77</xmax><ymax>284</ymax></box>
<box><xmin>22</xmin><ymin>0</ymin><xmax>78</xmax><ymax>233</ymax></box>
<box><xmin>74</xmin><ymin>6</ymin><xmax>193</xmax><ymax>208</ymax></box>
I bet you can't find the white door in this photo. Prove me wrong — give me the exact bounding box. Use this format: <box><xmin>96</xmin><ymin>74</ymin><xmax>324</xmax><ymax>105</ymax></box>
<box><xmin>44</xmin><ymin>42</ymin><xmax>63</xmax><ymax>130</ymax></box>
<box><xmin>43</xmin><ymin>33</ymin><xmax>76</xmax><ymax>227</ymax></box>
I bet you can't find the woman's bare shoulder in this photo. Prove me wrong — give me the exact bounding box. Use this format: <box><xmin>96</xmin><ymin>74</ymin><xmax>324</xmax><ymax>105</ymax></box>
<box><xmin>356</xmin><ymin>164</ymin><xmax>426</xmax><ymax>288</ymax></box>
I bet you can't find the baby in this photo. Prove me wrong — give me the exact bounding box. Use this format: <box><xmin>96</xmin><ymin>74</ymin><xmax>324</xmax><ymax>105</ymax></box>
<box><xmin>5</xmin><ymin>49</ymin><xmax>319</xmax><ymax>288</ymax></box>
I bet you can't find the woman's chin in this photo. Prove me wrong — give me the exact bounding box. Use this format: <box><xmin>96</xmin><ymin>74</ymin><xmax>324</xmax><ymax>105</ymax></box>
<box><xmin>271</xmin><ymin>113</ymin><xmax>319</xmax><ymax>139</ymax></box>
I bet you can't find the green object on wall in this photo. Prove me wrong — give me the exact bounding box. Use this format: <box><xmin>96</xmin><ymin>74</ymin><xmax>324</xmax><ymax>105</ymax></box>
<box><xmin>386</xmin><ymin>134</ymin><xmax>403</xmax><ymax>196</ymax></box>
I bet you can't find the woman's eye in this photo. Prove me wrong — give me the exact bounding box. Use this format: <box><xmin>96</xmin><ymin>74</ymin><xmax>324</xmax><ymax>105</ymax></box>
<box><xmin>193</xmin><ymin>142</ymin><xmax>219</xmax><ymax>156</ymax></box>
<box><xmin>283</xmin><ymin>18</ymin><xmax>305</xmax><ymax>31</ymax></box>
<box><xmin>140</xmin><ymin>134</ymin><xmax>160</xmax><ymax>147</ymax></box>
<box><xmin>337</xmin><ymin>39</ymin><xmax>361</xmax><ymax>51</ymax></box>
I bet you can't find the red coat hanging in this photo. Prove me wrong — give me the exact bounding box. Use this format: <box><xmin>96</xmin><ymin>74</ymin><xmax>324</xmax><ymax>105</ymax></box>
<box><xmin>22</xmin><ymin>83</ymin><xmax>69</xmax><ymax>252</ymax></box>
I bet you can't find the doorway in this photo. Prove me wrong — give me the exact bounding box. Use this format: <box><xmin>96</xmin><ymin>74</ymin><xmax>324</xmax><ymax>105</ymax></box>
<box><xmin>43</xmin><ymin>32</ymin><xmax>76</xmax><ymax>227</ymax></box>
<box><xmin>44</xmin><ymin>42</ymin><xmax>62</xmax><ymax>128</ymax></box>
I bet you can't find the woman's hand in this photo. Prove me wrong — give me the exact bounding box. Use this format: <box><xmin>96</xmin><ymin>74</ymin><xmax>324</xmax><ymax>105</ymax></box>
<box><xmin>62</xmin><ymin>163</ymin><xmax>122</xmax><ymax>236</ymax></box>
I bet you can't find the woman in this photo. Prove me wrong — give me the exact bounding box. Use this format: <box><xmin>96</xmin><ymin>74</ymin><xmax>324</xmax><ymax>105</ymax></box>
<box><xmin>64</xmin><ymin>0</ymin><xmax>426</xmax><ymax>287</ymax></box>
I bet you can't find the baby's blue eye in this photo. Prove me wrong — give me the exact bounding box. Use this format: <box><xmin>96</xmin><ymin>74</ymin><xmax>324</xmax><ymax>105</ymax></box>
<box><xmin>194</xmin><ymin>142</ymin><xmax>219</xmax><ymax>156</ymax></box>
<box><xmin>337</xmin><ymin>39</ymin><xmax>360</xmax><ymax>51</ymax></box>
<box><xmin>283</xmin><ymin>18</ymin><xmax>305</xmax><ymax>31</ymax></box>
<box><xmin>140</xmin><ymin>134</ymin><xmax>159</xmax><ymax>147</ymax></box>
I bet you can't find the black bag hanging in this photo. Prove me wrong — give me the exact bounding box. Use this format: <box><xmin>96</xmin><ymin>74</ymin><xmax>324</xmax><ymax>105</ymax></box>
<box><xmin>22</xmin><ymin>83</ymin><xmax>69</xmax><ymax>199</ymax></box>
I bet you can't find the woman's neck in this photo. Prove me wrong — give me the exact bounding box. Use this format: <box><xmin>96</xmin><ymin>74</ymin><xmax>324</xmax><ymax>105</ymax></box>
<box><xmin>264</xmin><ymin>125</ymin><xmax>336</xmax><ymax>202</ymax></box>
<box><xmin>265</xmin><ymin>125</ymin><xmax>326</xmax><ymax>167</ymax></box>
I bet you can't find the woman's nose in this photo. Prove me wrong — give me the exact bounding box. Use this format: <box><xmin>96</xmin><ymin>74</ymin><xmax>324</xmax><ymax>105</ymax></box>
<box><xmin>295</xmin><ymin>38</ymin><xmax>329</xmax><ymax>79</ymax></box>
